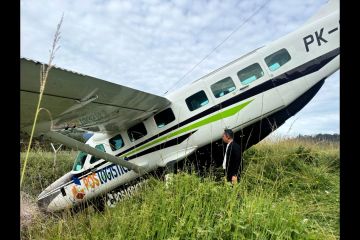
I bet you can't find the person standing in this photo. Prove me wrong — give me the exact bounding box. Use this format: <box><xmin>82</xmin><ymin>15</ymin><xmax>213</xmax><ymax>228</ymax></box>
<box><xmin>222</xmin><ymin>129</ymin><xmax>242</xmax><ymax>184</ymax></box>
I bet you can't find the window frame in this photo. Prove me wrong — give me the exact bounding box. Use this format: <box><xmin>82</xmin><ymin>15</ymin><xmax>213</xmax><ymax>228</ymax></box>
<box><xmin>185</xmin><ymin>90</ymin><xmax>209</xmax><ymax>112</ymax></box>
<box><xmin>264</xmin><ymin>48</ymin><xmax>291</xmax><ymax>72</ymax></box>
<box><xmin>109</xmin><ymin>134</ymin><xmax>125</xmax><ymax>151</ymax></box>
<box><xmin>237</xmin><ymin>62</ymin><xmax>264</xmax><ymax>85</ymax></box>
<box><xmin>127</xmin><ymin>122</ymin><xmax>148</xmax><ymax>142</ymax></box>
<box><xmin>210</xmin><ymin>76</ymin><xmax>236</xmax><ymax>98</ymax></box>
<box><xmin>154</xmin><ymin>108</ymin><xmax>176</xmax><ymax>128</ymax></box>
<box><xmin>72</xmin><ymin>151</ymin><xmax>88</xmax><ymax>172</ymax></box>
<box><xmin>90</xmin><ymin>144</ymin><xmax>106</xmax><ymax>164</ymax></box>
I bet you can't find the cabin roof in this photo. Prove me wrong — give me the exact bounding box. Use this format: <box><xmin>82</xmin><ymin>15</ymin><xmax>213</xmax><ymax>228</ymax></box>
<box><xmin>191</xmin><ymin>45</ymin><xmax>264</xmax><ymax>84</ymax></box>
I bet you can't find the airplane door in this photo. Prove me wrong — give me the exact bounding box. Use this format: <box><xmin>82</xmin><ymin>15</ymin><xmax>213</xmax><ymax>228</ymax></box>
<box><xmin>231</xmin><ymin>60</ymin><xmax>286</xmax><ymax>131</ymax></box>
<box><xmin>232</xmin><ymin>62</ymin><xmax>268</xmax><ymax>127</ymax></box>
<box><xmin>261</xmin><ymin>61</ymin><xmax>286</xmax><ymax>119</ymax></box>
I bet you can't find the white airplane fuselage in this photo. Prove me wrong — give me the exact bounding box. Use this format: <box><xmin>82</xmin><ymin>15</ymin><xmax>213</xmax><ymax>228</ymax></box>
<box><xmin>37</xmin><ymin>3</ymin><xmax>339</xmax><ymax>212</ymax></box>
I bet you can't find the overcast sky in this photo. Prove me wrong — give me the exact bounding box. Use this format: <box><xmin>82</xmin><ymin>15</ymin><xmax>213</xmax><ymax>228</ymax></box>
<box><xmin>21</xmin><ymin>0</ymin><xmax>339</xmax><ymax>137</ymax></box>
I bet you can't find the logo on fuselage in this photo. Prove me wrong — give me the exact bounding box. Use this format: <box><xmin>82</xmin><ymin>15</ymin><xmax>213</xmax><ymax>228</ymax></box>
<box><xmin>71</xmin><ymin>172</ymin><xmax>101</xmax><ymax>200</ymax></box>
<box><xmin>70</xmin><ymin>164</ymin><xmax>129</xmax><ymax>201</ymax></box>
<box><xmin>96</xmin><ymin>164</ymin><xmax>129</xmax><ymax>184</ymax></box>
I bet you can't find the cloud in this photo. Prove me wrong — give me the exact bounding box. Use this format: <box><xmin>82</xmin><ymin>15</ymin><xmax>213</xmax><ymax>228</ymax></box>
<box><xmin>21</xmin><ymin>0</ymin><xmax>338</xmax><ymax>135</ymax></box>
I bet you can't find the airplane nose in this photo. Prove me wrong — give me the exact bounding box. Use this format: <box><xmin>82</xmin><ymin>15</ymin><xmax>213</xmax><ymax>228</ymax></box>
<box><xmin>37</xmin><ymin>197</ymin><xmax>48</xmax><ymax>212</ymax></box>
<box><xmin>37</xmin><ymin>191</ymin><xmax>60</xmax><ymax>212</ymax></box>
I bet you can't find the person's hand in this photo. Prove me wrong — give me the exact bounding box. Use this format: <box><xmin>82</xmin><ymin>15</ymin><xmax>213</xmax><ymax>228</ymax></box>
<box><xmin>231</xmin><ymin>176</ymin><xmax>238</xmax><ymax>185</ymax></box>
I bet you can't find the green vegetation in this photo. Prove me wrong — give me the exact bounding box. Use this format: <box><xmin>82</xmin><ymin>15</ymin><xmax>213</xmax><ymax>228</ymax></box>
<box><xmin>20</xmin><ymin>139</ymin><xmax>339</xmax><ymax>239</ymax></box>
<box><xmin>20</xmin><ymin>150</ymin><xmax>76</xmax><ymax>197</ymax></box>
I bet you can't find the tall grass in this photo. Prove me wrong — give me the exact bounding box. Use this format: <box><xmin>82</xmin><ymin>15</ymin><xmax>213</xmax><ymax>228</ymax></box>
<box><xmin>20</xmin><ymin>139</ymin><xmax>339</xmax><ymax>239</ymax></box>
<box><xmin>20</xmin><ymin>150</ymin><xmax>76</xmax><ymax>197</ymax></box>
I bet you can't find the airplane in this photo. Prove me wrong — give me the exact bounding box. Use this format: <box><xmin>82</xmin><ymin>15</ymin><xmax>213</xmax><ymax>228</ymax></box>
<box><xmin>20</xmin><ymin>0</ymin><xmax>339</xmax><ymax>213</ymax></box>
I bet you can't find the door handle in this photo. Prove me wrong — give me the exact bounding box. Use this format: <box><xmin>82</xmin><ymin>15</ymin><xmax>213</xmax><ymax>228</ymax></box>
<box><xmin>240</xmin><ymin>85</ymin><xmax>249</xmax><ymax>91</ymax></box>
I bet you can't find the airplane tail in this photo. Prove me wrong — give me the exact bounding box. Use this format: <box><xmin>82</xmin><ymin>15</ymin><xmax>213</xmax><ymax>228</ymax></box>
<box><xmin>304</xmin><ymin>0</ymin><xmax>339</xmax><ymax>25</ymax></box>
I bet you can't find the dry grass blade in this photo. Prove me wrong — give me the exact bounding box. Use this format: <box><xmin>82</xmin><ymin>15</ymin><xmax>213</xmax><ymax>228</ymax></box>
<box><xmin>20</xmin><ymin>14</ymin><xmax>64</xmax><ymax>188</ymax></box>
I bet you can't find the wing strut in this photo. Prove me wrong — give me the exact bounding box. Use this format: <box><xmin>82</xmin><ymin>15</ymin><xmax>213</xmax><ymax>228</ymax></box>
<box><xmin>43</xmin><ymin>131</ymin><xmax>146</xmax><ymax>174</ymax></box>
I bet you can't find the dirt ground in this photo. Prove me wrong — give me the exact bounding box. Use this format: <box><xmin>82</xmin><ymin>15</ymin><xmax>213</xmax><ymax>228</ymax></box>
<box><xmin>20</xmin><ymin>191</ymin><xmax>42</xmax><ymax>229</ymax></box>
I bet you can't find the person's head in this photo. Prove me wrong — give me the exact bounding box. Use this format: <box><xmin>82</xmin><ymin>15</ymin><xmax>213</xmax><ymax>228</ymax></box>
<box><xmin>222</xmin><ymin>129</ymin><xmax>234</xmax><ymax>143</ymax></box>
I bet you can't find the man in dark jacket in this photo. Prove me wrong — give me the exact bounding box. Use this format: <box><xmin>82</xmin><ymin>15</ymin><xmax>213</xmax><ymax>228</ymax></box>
<box><xmin>222</xmin><ymin>129</ymin><xmax>242</xmax><ymax>184</ymax></box>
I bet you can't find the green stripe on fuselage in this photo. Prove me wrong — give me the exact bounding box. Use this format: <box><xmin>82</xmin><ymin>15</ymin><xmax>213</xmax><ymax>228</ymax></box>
<box><xmin>122</xmin><ymin>99</ymin><xmax>253</xmax><ymax>157</ymax></box>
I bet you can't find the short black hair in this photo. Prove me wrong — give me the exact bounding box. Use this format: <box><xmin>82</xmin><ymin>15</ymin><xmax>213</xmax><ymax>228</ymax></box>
<box><xmin>224</xmin><ymin>128</ymin><xmax>234</xmax><ymax>139</ymax></box>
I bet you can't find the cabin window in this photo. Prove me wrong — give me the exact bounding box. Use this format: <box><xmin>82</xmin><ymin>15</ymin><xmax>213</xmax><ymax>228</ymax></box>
<box><xmin>90</xmin><ymin>144</ymin><xmax>106</xmax><ymax>164</ymax></box>
<box><xmin>128</xmin><ymin>122</ymin><xmax>147</xmax><ymax>142</ymax></box>
<box><xmin>154</xmin><ymin>108</ymin><xmax>176</xmax><ymax>128</ymax></box>
<box><xmin>73</xmin><ymin>151</ymin><xmax>87</xmax><ymax>171</ymax></box>
<box><xmin>237</xmin><ymin>63</ymin><xmax>264</xmax><ymax>85</ymax></box>
<box><xmin>265</xmin><ymin>48</ymin><xmax>291</xmax><ymax>71</ymax></box>
<box><xmin>185</xmin><ymin>90</ymin><xmax>209</xmax><ymax>111</ymax></box>
<box><xmin>109</xmin><ymin>134</ymin><xmax>125</xmax><ymax>151</ymax></box>
<box><xmin>211</xmin><ymin>77</ymin><xmax>236</xmax><ymax>98</ymax></box>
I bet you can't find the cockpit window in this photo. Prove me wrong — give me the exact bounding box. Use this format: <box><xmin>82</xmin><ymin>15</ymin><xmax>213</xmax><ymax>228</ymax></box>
<box><xmin>73</xmin><ymin>151</ymin><xmax>87</xmax><ymax>171</ymax></box>
<box><xmin>90</xmin><ymin>144</ymin><xmax>106</xmax><ymax>164</ymax></box>
<box><xmin>109</xmin><ymin>134</ymin><xmax>125</xmax><ymax>151</ymax></box>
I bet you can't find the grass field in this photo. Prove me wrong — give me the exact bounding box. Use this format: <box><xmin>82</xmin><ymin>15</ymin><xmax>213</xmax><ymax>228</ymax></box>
<box><xmin>20</xmin><ymin>138</ymin><xmax>339</xmax><ymax>239</ymax></box>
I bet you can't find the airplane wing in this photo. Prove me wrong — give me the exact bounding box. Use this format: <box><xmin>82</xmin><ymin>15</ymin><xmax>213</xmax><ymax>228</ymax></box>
<box><xmin>20</xmin><ymin>58</ymin><xmax>171</xmax><ymax>135</ymax></box>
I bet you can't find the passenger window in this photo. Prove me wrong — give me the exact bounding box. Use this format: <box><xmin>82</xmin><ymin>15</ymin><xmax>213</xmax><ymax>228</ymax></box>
<box><xmin>109</xmin><ymin>134</ymin><xmax>125</xmax><ymax>151</ymax></box>
<box><xmin>90</xmin><ymin>144</ymin><xmax>106</xmax><ymax>164</ymax></box>
<box><xmin>128</xmin><ymin>122</ymin><xmax>147</xmax><ymax>142</ymax></box>
<box><xmin>265</xmin><ymin>48</ymin><xmax>291</xmax><ymax>71</ymax></box>
<box><xmin>154</xmin><ymin>108</ymin><xmax>176</xmax><ymax>128</ymax></box>
<box><xmin>237</xmin><ymin>63</ymin><xmax>264</xmax><ymax>85</ymax></box>
<box><xmin>73</xmin><ymin>151</ymin><xmax>87</xmax><ymax>171</ymax></box>
<box><xmin>211</xmin><ymin>77</ymin><xmax>236</xmax><ymax>98</ymax></box>
<box><xmin>185</xmin><ymin>90</ymin><xmax>209</xmax><ymax>111</ymax></box>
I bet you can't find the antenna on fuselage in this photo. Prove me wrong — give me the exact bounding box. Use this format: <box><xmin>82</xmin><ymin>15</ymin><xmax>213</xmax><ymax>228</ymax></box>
<box><xmin>163</xmin><ymin>0</ymin><xmax>272</xmax><ymax>95</ymax></box>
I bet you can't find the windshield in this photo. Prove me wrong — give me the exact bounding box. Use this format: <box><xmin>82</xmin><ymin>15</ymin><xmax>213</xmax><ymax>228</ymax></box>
<box><xmin>72</xmin><ymin>151</ymin><xmax>87</xmax><ymax>171</ymax></box>
<box><xmin>90</xmin><ymin>144</ymin><xmax>106</xmax><ymax>164</ymax></box>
